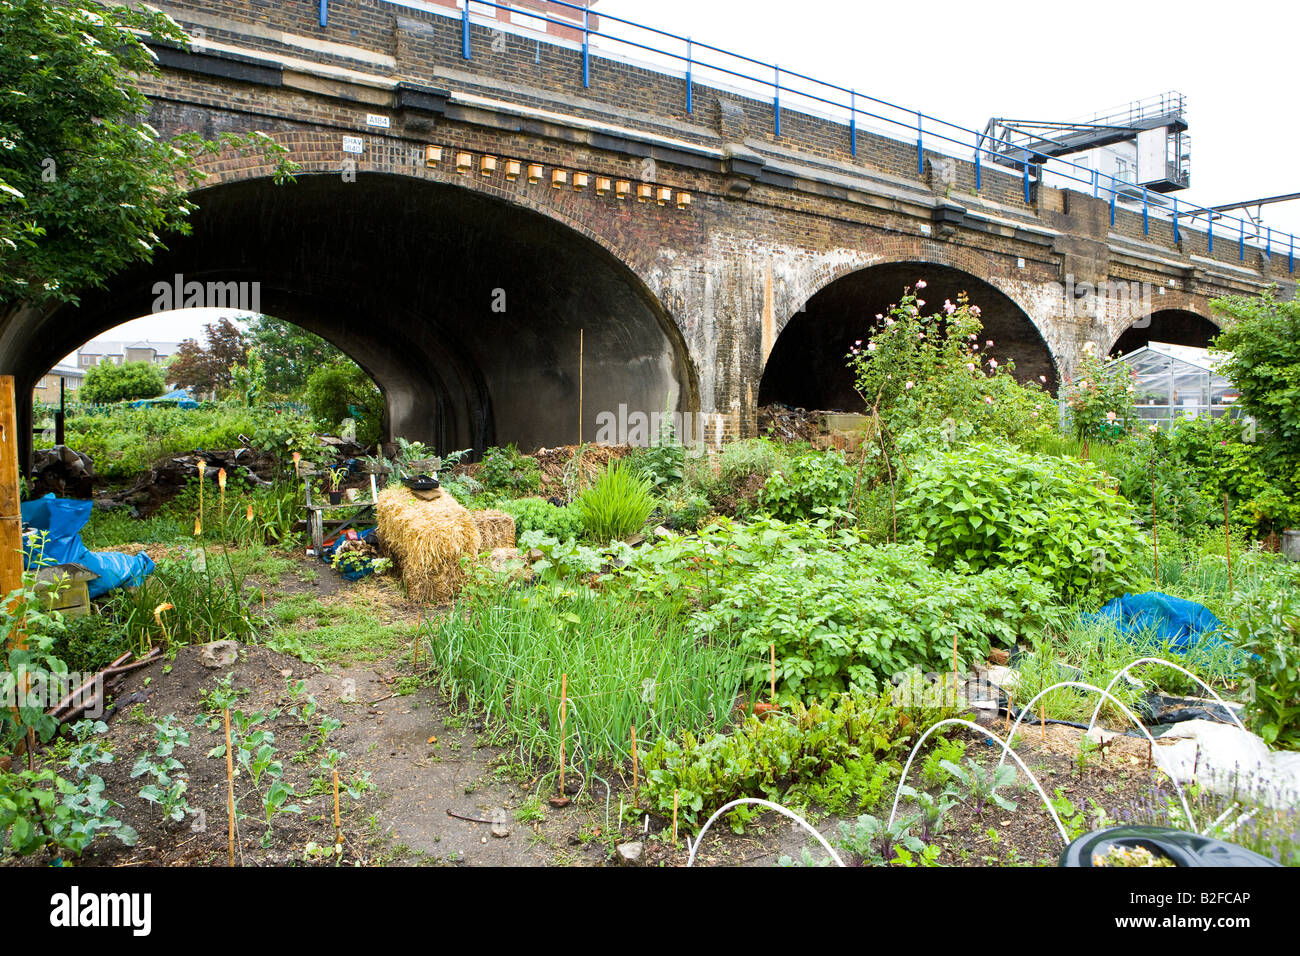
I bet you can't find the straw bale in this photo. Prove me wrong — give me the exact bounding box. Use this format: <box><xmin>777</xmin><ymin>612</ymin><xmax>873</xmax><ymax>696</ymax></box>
<box><xmin>472</xmin><ymin>509</ymin><xmax>516</xmax><ymax>551</ymax></box>
<box><xmin>375</xmin><ymin>487</ymin><xmax>481</xmax><ymax>603</ymax></box>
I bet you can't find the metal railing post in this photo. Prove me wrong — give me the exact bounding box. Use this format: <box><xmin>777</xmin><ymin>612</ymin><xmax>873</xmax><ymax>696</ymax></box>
<box><xmin>974</xmin><ymin>134</ymin><xmax>980</xmax><ymax>191</ymax></box>
<box><xmin>582</xmin><ymin>7</ymin><xmax>591</xmax><ymax>88</ymax></box>
<box><xmin>849</xmin><ymin>90</ymin><xmax>856</xmax><ymax>157</ymax></box>
<box><xmin>916</xmin><ymin>113</ymin><xmax>923</xmax><ymax>175</ymax></box>
<box><xmin>461</xmin><ymin>2</ymin><xmax>471</xmax><ymax>59</ymax></box>
<box><xmin>1239</xmin><ymin>219</ymin><xmax>1245</xmax><ymax>260</ymax></box>
<box><xmin>1142</xmin><ymin>186</ymin><xmax>1149</xmax><ymax>236</ymax></box>
<box><xmin>1172</xmin><ymin>196</ymin><xmax>1179</xmax><ymax>244</ymax></box>
<box><xmin>774</xmin><ymin>65</ymin><xmax>781</xmax><ymax>137</ymax></box>
<box><xmin>686</xmin><ymin>38</ymin><xmax>693</xmax><ymax>114</ymax></box>
<box><xmin>319</xmin><ymin>0</ymin><xmax>328</xmax><ymax>27</ymax></box>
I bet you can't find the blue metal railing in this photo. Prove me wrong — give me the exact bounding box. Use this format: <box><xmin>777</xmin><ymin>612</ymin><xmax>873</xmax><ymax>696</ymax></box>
<box><xmin>370</xmin><ymin>0</ymin><xmax>1294</xmax><ymax>272</ymax></box>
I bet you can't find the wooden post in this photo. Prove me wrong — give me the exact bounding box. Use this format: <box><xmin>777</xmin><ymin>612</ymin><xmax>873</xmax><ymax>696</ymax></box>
<box><xmin>0</xmin><ymin>377</ymin><xmax>30</xmax><ymax>767</ymax></box>
<box><xmin>332</xmin><ymin>769</ymin><xmax>342</xmax><ymax>846</ymax></box>
<box><xmin>1150</xmin><ymin>465</ymin><xmax>1159</xmax><ymax>586</ymax></box>
<box><xmin>1224</xmin><ymin>494</ymin><xmax>1233</xmax><ymax>593</ymax></box>
<box><xmin>558</xmin><ymin>674</ymin><xmax>567</xmax><ymax>795</ymax></box>
<box><xmin>769</xmin><ymin>643</ymin><xmax>776</xmax><ymax>704</ymax></box>
<box><xmin>630</xmin><ymin>724</ymin><xmax>639</xmax><ymax>808</ymax></box>
<box><xmin>224</xmin><ymin>708</ymin><xmax>236</xmax><ymax>866</ymax></box>
<box><xmin>1040</xmin><ymin>703</ymin><xmax>1047</xmax><ymax>744</ymax></box>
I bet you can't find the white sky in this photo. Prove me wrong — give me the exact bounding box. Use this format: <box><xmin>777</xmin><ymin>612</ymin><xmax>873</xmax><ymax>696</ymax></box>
<box><xmin>82</xmin><ymin>0</ymin><xmax>1298</xmax><ymax>351</ymax></box>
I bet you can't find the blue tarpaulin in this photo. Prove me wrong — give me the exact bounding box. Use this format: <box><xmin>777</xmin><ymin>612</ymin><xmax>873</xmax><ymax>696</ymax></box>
<box><xmin>1082</xmin><ymin>591</ymin><xmax>1229</xmax><ymax>654</ymax></box>
<box><xmin>21</xmin><ymin>494</ymin><xmax>154</xmax><ymax>598</ymax></box>
<box><xmin>129</xmin><ymin>389</ymin><xmax>198</xmax><ymax>410</ymax></box>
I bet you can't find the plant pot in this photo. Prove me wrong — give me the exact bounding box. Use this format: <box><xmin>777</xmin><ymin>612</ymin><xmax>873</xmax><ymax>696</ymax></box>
<box><xmin>1059</xmin><ymin>826</ymin><xmax>1280</xmax><ymax>867</ymax></box>
<box><xmin>328</xmin><ymin>491</ymin><xmax>343</xmax><ymax>505</ymax></box>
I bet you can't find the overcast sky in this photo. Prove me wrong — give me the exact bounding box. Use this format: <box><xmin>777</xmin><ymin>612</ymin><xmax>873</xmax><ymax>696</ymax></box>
<box><xmin>82</xmin><ymin>0</ymin><xmax>1297</xmax><ymax>355</ymax></box>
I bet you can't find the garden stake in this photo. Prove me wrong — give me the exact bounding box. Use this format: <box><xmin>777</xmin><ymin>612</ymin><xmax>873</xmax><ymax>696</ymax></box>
<box><xmin>333</xmin><ymin>769</ymin><xmax>342</xmax><ymax>846</ymax></box>
<box><xmin>1224</xmin><ymin>494</ymin><xmax>1233</xmax><ymax>593</ymax></box>
<box><xmin>672</xmin><ymin>789</ymin><xmax>679</xmax><ymax>844</ymax></box>
<box><xmin>1151</xmin><ymin>464</ymin><xmax>1159</xmax><ymax>585</ymax></box>
<box><xmin>630</xmin><ymin>724</ymin><xmax>640</xmax><ymax>807</ymax></box>
<box><xmin>558</xmin><ymin>674</ymin><xmax>568</xmax><ymax>795</ymax></box>
<box><xmin>952</xmin><ymin>634</ymin><xmax>960</xmax><ymax>696</ymax></box>
<box><xmin>224</xmin><ymin>708</ymin><xmax>236</xmax><ymax>867</ymax></box>
<box><xmin>769</xmin><ymin>643</ymin><xmax>776</xmax><ymax>703</ymax></box>
<box><xmin>1040</xmin><ymin>703</ymin><xmax>1046</xmax><ymax>744</ymax></box>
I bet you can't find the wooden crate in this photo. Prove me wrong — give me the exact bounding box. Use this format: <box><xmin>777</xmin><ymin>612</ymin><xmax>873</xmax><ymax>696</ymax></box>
<box><xmin>33</xmin><ymin>563</ymin><xmax>98</xmax><ymax>617</ymax></box>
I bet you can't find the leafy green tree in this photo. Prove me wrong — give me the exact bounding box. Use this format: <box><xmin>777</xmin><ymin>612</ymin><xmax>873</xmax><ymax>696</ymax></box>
<box><xmin>0</xmin><ymin>0</ymin><xmax>297</xmax><ymax>311</ymax></box>
<box><xmin>1213</xmin><ymin>290</ymin><xmax>1300</xmax><ymax>452</ymax></box>
<box><xmin>305</xmin><ymin>358</ymin><xmax>383</xmax><ymax>445</ymax></box>
<box><xmin>248</xmin><ymin>316</ymin><xmax>345</xmax><ymax>398</ymax></box>
<box><xmin>167</xmin><ymin>318</ymin><xmax>247</xmax><ymax>395</ymax></box>
<box><xmin>79</xmin><ymin>361</ymin><xmax>164</xmax><ymax>404</ymax></box>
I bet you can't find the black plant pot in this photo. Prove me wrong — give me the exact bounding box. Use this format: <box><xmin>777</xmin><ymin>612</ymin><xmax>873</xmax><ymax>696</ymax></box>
<box><xmin>328</xmin><ymin>491</ymin><xmax>344</xmax><ymax>505</ymax></box>
<box><xmin>1060</xmin><ymin>826</ymin><xmax>1280</xmax><ymax>867</ymax></box>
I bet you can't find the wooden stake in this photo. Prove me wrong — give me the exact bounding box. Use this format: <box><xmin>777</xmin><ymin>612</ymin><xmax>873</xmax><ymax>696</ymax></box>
<box><xmin>630</xmin><ymin>724</ymin><xmax>640</xmax><ymax>808</ymax></box>
<box><xmin>769</xmin><ymin>643</ymin><xmax>776</xmax><ymax>704</ymax></box>
<box><xmin>1151</xmin><ymin>464</ymin><xmax>1159</xmax><ymax>586</ymax></box>
<box><xmin>224</xmin><ymin>708</ymin><xmax>236</xmax><ymax>867</ymax></box>
<box><xmin>0</xmin><ymin>378</ymin><xmax>30</xmax><ymax>767</ymax></box>
<box><xmin>672</xmin><ymin>788</ymin><xmax>679</xmax><ymax>844</ymax></box>
<box><xmin>558</xmin><ymin>674</ymin><xmax>568</xmax><ymax>795</ymax></box>
<box><xmin>1224</xmin><ymin>493</ymin><xmax>1233</xmax><ymax>593</ymax></box>
<box><xmin>333</xmin><ymin>769</ymin><xmax>342</xmax><ymax>845</ymax></box>
<box><xmin>1040</xmin><ymin>703</ymin><xmax>1046</xmax><ymax>744</ymax></box>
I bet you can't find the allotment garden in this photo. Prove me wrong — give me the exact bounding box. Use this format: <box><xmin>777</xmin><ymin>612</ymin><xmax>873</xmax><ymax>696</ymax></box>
<box><xmin>3</xmin><ymin>286</ymin><xmax>1298</xmax><ymax>869</ymax></box>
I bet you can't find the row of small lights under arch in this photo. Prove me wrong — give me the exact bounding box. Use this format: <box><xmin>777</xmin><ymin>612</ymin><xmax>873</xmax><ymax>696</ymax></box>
<box><xmin>424</xmin><ymin>145</ymin><xmax>693</xmax><ymax>209</ymax></box>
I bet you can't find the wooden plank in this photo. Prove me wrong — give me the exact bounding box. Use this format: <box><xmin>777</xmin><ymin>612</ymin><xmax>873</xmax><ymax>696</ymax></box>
<box><xmin>0</xmin><ymin>376</ymin><xmax>23</xmax><ymax>599</ymax></box>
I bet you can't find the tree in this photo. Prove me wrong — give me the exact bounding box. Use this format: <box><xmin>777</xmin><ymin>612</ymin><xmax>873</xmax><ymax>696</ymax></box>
<box><xmin>167</xmin><ymin>319</ymin><xmax>248</xmax><ymax>395</ymax></box>
<box><xmin>80</xmin><ymin>361</ymin><xmax>164</xmax><ymax>404</ymax></box>
<box><xmin>248</xmin><ymin>316</ymin><xmax>345</xmax><ymax>398</ymax></box>
<box><xmin>1213</xmin><ymin>289</ymin><xmax>1300</xmax><ymax>451</ymax></box>
<box><xmin>0</xmin><ymin>0</ymin><xmax>297</xmax><ymax>311</ymax></box>
<box><xmin>305</xmin><ymin>358</ymin><xmax>384</xmax><ymax>446</ymax></box>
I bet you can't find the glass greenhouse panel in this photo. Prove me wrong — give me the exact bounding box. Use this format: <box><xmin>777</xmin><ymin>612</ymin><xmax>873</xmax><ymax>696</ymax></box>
<box><xmin>1109</xmin><ymin>341</ymin><xmax>1240</xmax><ymax>429</ymax></box>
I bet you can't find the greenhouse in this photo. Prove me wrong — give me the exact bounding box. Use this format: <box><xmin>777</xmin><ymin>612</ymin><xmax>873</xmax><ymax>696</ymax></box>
<box><xmin>1110</xmin><ymin>341</ymin><xmax>1241</xmax><ymax>427</ymax></box>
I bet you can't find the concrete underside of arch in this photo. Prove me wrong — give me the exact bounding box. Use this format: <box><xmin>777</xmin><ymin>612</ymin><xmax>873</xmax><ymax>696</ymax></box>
<box><xmin>2</xmin><ymin>174</ymin><xmax>697</xmax><ymax>455</ymax></box>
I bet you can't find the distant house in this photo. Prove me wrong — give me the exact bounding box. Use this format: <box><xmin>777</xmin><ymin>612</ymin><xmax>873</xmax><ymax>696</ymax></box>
<box><xmin>76</xmin><ymin>340</ymin><xmax>179</xmax><ymax>369</ymax></box>
<box><xmin>33</xmin><ymin>365</ymin><xmax>84</xmax><ymax>405</ymax></box>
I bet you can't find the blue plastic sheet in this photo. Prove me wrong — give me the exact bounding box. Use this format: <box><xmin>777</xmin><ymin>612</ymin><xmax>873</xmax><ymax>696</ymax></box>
<box><xmin>21</xmin><ymin>494</ymin><xmax>154</xmax><ymax>598</ymax></box>
<box><xmin>1082</xmin><ymin>591</ymin><xmax>1229</xmax><ymax>654</ymax></box>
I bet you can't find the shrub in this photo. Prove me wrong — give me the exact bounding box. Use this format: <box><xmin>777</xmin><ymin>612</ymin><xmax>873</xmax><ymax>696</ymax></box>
<box><xmin>499</xmin><ymin>497</ymin><xmax>585</xmax><ymax>541</ymax></box>
<box><xmin>901</xmin><ymin>442</ymin><xmax>1146</xmax><ymax>601</ymax></box>
<box><xmin>695</xmin><ymin>541</ymin><xmax>1058</xmax><ymax>701</ymax></box>
<box><xmin>576</xmin><ymin>461</ymin><xmax>655</xmax><ymax>543</ymax></box>
<box><xmin>304</xmin><ymin>358</ymin><xmax>383</xmax><ymax>446</ymax></box>
<box><xmin>1227</xmin><ymin>571</ymin><xmax>1300</xmax><ymax>749</ymax></box>
<box><xmin>757</xmin><ymin>449</ymin><xmax>855</xmax><ymax>520</ymax></box>
<box><xmin>478</xmin><ymin>445</ymin><xmax>541</xmax><ymax>497</ymax></box>
<box><xmin>1062</xmin><ymin>344</ymin><xmax>1137</xmax><ymax>441</ymax></box>
<box><xmin>1212</xmin><ymin>290</ymin><xmax>1300</xmax><ymax>454</ymax></box>
<box><xmin>79</xmin><ymin>360</ymin><xmax>165</xmax><ymax>404</ymax></box>
<box><xmin>846</xmin><ymin>285</ymin><xmax>1052</xmax><ymax>447</ymax></box>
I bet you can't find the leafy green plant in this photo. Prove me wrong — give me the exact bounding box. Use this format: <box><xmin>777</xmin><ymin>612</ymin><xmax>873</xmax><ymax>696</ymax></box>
<box><xmin>901</xmin><ymin>442</ymin><xmax>1147</xmax><ymax>601</ymax></box>
<box><xmin>1229</xmin><ymin>579</ymin><xmax>1300</xmax><ymax>748</ymax></box>
<box><xmin>899</xmin><ymin>785</ymin><xmax>959</xmax><ymax>842</ymax></box>
<box><xmin>694</xmin><ymin>540</ymin><xmax>1057</xmax><ymax>702</ymax></box>
<box><xmin>576</xmin><ymin>461</ymin><xmax>655</xmax><ymax>543</ymax></box>
<box><xmin>131</xmin><ymin>716</ymin><xmax>195</xmax><ymax>824</ymax></box>
<box><xmin>500</xmin><ymin>497</ymin><xmax>585</xmax><ymax>541</ymax></box>
<box><xmin>1062</xmin><ymin>343</ymin><xmax>1138</xmax><ymax>441</ymax></box>
<box><xmin>940</xmin><ymin>757</ymin><xmax>1018</xmax><ymax>814</ymax></box>
<box><xmin>834</xmin><ymin>812</ymin><xmax>925</xmax><ymax>866</ymax></box>
<box><xmin>0</xmin><ymin>768</ymin><xmax>137</xmax><ymax>858</ymax></box>
<box><xmin>479</xmin><ymin>445</ymin><xmax>542</xmax><ymax>496</ymax></box>
<box><xmin>756</xmin><ymin>450</ymin><xmax>855</xmax><ymax>520</ymax></box>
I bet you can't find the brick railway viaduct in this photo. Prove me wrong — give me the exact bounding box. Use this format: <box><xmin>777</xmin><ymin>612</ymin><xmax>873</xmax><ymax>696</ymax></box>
<box><xmin>4</xmin><ymin>0</ymin><xmax>1295</xmax><ymax>453</ymax></box>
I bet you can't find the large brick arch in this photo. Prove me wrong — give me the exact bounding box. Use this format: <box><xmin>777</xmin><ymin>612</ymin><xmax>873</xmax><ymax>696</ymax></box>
<box><xmin>759</xmin><ymin>245</ymin><xmax>1061</xmax><ymax>411</ymax></box>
